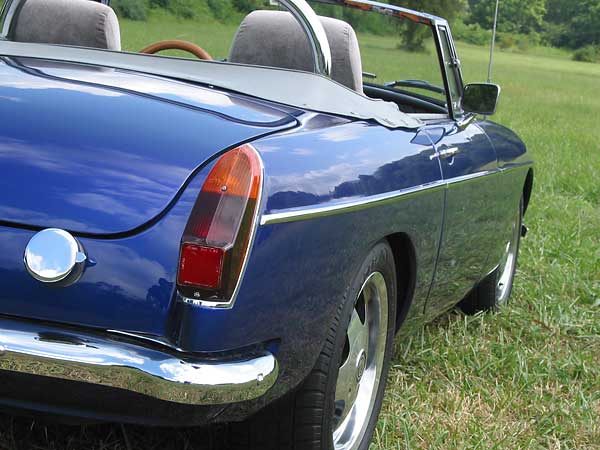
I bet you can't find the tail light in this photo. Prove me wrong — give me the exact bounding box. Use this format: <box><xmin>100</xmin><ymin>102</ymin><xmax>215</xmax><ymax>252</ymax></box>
<box><xmin>177</xmin><ymin>144</ymin><xmax>262</xmax><ymax>306</ymax></box>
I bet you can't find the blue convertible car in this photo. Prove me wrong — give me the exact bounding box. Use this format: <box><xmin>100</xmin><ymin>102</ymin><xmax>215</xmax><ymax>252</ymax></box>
<box><xmin>0</xmin><ymin>0</ymin><xmax>532</xmax><ymax>448</ymax></box>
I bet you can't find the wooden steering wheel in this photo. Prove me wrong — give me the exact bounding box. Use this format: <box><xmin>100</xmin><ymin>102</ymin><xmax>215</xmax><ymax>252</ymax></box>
<box><xmin>139</xmin><ymin>40</ymin><xmax>213</xmax><ymax>60</ymax></box>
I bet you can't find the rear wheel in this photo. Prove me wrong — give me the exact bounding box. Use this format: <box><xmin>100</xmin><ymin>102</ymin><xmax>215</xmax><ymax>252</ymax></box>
<box><xmin>459</xmin><ymin>197</ymin><xmax>523</xmax><ymax>314</ymax></box>
<box><xmin>228</xmin><ymin>242</ymin><xmax>397</xmax><ymax>450</ymax></box>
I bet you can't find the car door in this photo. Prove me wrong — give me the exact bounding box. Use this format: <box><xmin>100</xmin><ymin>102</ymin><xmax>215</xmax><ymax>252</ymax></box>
<box><xmin>425</xmin><ymin>26</ymin><xmax>501</xmax><ymax>315</ymax></box>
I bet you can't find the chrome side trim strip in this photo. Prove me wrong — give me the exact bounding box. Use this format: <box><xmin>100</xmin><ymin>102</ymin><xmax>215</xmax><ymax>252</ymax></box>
<box><xmin>0</xmin><ymin>318</ymin><xmax>278</xmax><ymax>405</ymax></box>
<box><xmin>261</xmin><ymin>182</ymin><xmax>444</xmax><ymax>225</ymax></box>
<box><xmin>445</xmin><ymin>169</ymin><xmax>496</xmax><ymax>185</ymax></box>
<box><xmin>260</xmin><ymin>170</ymin><xmax>496</xmax><ymax>226</ymax></box>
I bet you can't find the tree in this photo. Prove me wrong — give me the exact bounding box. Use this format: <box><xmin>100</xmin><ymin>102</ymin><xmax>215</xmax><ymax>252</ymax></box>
<box><xmin>393</xmin><ymin>0</ymin><xmax>468</xmax><ymax>51</ymax></box>
<box><xmin>468</xmin><ymin>0</ymin><xmax>546</xmax><ymax>35</ymax></box>
<box><xmin>545</xmin><ymin>0</ymin><xmax>600</xmax><ymax>48</ymax></box>
<box><xmin>545</xmin><ymin>0</ymin><xmax>578</xmax><ymax>24</ymax></box>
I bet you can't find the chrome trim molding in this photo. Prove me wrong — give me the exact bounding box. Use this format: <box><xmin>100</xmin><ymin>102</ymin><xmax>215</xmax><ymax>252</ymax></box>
<box><xmin>261</xmin><ymin>182</ymin><xmax>444</xmax><ymax>225</ymax></box>
<box><xmin>457</xmin><ymin>113</ymin><xmax>477</xmax><ymax>130</ymax></box>
<box><xmin>0</xmin><ymin>318</ymin><xmax>278</xmax><ymax>405</ymax></box>
<box><xmin>278</xmin><ymin>0</ymin><xmax>332</xmax><ymax>77</ymax></box>
<box><xmin>0</xmin><ymin>0</ymin><xmax>20</xmax><ymax>38</ymax></box>
<box><xmin>260</xmin><ymin>170</ymin><xmax>499</xmax><ymax>226</ymax></box>
<box><xmin>180</xmin><ymin>294</ymin><xmax>235</xmax><ymax>308</ymax></box>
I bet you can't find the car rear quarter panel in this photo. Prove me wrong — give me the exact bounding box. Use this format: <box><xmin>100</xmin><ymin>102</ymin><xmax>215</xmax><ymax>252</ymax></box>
<box><xmin>174</xmin><ymin>115</ymin><xmax>446</xmax><ymax>405</ymax></box>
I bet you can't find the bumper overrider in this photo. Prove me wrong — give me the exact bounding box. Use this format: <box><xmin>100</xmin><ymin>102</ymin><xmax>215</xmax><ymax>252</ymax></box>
<box><xmin>0</xmin><ymin>317</ymin><xmax>278</xmax><ymax>406</ymax></box>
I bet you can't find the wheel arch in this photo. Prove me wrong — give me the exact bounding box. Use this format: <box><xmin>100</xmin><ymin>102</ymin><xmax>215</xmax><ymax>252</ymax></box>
<box><xmin>385</xmin><ymin>232</ymin><xmax>417</xmax><ymax>333</ymax></box>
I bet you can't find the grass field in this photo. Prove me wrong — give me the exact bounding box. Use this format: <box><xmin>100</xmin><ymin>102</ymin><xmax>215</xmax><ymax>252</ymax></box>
<box><xmin>1</xmin><ymin>13</ymin><xmax>599</xmax><ymax>450</ymax></box>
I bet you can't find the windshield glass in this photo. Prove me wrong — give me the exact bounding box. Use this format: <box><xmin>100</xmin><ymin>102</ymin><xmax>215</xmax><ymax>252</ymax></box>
<box><xmin>346</xmin><ymin>12</ymin><xmax>446</xmax><ymax>103</ymax></box>
<box><xmin>308</xmin><ymin>1</ymin><xmax>446</xmax><ymax>105</ymax></box>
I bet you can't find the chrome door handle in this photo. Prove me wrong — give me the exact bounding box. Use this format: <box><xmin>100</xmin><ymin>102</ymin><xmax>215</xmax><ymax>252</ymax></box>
<box><xmin>439</xmin><ymin>147</ymin><xmax>459</xmax><ymax>159</ymax></box>
<box><xmin>429</xmin><ymin>147</ymin><xmax>460</xmax><ymax>160</ymax></box>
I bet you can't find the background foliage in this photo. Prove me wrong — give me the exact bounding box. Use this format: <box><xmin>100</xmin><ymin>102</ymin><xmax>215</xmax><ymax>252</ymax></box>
<box><xmin>110</xmin><ymin>0</ymin><xmax>600</xmax><ymax>62</ymax></box>
<box><xmin>0</xmin><ymin>1</ymin><xmax>597</xmax><ymax>447</ymax></box>
<box><xmin>1</xmin><ymin>18</ymin><xmax>598</xmax><ymax>446</ymax></box>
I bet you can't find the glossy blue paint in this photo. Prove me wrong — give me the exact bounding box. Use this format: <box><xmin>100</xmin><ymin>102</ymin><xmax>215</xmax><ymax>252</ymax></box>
<box><xmin>424</xmin><ymin>122</ymin><xmax>500</xmax><ymax>314</ymax></box>
<box><xmin>174</xmin><ymin>115</ymin><xmax>447</xmax><ymax>402</ymax></box>
<box><xmin>0</xmin><ymin>56</ymin><xmax>295</xmax><ymax>336</ymax></box>
<box><xmin>476</xmin><ymin>120</ymin><xmax>533</xmax><ymax>278</ymax></box>
<box><xmin>0</xmin><ymin>55</ymin><xmax>532</xmax><ymax>425</ymax></box>
<box><xmin>0</xmin><ymin>174</ymin><xmax>202</xmax><ymax>335</ymax></box>
<box><xmin>478</xmin><ymin>120</ymin><xmax>529</xmax><ymax>168</ymax></box>
<box><xmin>0</xmin><ymin>57</ymin><xmax>297</xmax><ymax>235</ymax></box>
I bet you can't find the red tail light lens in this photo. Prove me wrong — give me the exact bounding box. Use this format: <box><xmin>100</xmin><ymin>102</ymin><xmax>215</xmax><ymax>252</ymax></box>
<box><xmin>177</xmin><ymin>144</ymin><xmax>262</xmax><ymax>303</ymax></box>
<box><xmin>179</xmin><ymin>244</ymin><xmax>224</xmax><ymax>290</ymax></box>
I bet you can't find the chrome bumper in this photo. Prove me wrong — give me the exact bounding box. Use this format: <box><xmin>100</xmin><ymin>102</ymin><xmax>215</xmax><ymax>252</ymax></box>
<box><xmin>0</xmin><ymin>318</ymin><xmax>277</xmax><ymax>405</ymax></box>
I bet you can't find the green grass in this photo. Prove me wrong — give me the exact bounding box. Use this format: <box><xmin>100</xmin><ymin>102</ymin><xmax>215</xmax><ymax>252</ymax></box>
<box><xmin>120</xmin><ymin>11</ymin><xmax>238</xmax><ymax>57</ymax></box>
<box><xmin>372</xmin><ymin>40</ymin><xmax>600</xmax><ymax>450</ymax></box>
<box><xmin>1</xmin><ymin>14</ymin><xmax>599</xmax><ymax>450</ymax></box>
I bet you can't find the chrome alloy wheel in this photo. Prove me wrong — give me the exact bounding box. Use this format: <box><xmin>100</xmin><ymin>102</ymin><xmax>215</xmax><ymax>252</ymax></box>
<box><xmin>496</xmin><ymin>203</ymin><xmax>522</xmax><ymax>304</ymax></box>
<box><xmin>333</xmin><ymin>272</ymin><xmax>389</xmax><ymax>450</ymax></box>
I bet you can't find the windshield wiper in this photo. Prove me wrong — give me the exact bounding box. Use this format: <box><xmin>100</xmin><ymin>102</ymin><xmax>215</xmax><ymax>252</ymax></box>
<box><xmin>384</xmin><ymin>79</ymin><xmax>446</xmax><ymax>95</ymax></box>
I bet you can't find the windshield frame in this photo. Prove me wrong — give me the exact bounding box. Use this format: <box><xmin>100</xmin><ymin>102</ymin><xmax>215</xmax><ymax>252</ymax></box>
<box><xmin>435</xmin><ymin>23</ymin><xmax>465</xmax><ymax>118</ymax></box>
<box><xmin>312</xmin><ymin>0</ymin><xmax>466</xmax><ymax>120</ymax></box>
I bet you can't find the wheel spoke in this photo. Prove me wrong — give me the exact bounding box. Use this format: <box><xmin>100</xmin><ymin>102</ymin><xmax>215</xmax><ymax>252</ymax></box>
<box><xmin>333</xmin><ymin>271</ymin><xmax>389</xmax><ymax>450</ymax></box>
<box><xmin>335</xmin><ymin>358</ymin><xmax>356</xmax><ymax>424</ymax></box>
<box><xmin>335</xmin><ymin>309</ymin><xmax>369</xmax><ymax>425</ymax></box>
<box><xmin>347</xmin><ymin>309</ymin><xmax>368</xmax><ymax>355</ymax></box>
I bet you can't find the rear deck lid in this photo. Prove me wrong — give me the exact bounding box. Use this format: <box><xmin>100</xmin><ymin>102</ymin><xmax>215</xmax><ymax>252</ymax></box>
<box><xmin>0</xmin><ymin>57</ymin><xmax>296</xmax><ymax>235</ymax></box>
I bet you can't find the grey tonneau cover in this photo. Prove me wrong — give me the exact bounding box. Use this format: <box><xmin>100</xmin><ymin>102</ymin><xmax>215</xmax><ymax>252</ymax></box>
<box><xmin>0</xmin><ymin>41</ymin><xmax>422</xmax><ymax>129</ymax></box>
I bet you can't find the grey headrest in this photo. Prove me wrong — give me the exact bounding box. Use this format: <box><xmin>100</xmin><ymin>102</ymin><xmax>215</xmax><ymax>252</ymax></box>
<box><xmin>229</xmin><ymin>10</ymin><xmax>363</xmax><ymax>93</ymax></box>
<box><xmin>12</xmin><ymin>0</ymin><xmax>121</xmax><ymax>51</ymax></box>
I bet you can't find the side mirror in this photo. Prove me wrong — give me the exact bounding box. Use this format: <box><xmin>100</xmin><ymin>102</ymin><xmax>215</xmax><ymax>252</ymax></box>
<box><xmin>461</xmin><ymin>83</ymin><xmax>501</xmax><ymax>116</ymax></box>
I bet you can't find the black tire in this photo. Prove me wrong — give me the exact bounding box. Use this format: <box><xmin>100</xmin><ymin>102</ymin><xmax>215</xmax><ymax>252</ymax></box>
<box><xmin>227</xmin><ymin>241</ymin><xmax>397</xmax><ymax>450</ymax></box>
<box><xmin>459</xmin><ymin>197</ymin><xmax>524</xmax><ymax>315</ymax></box>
